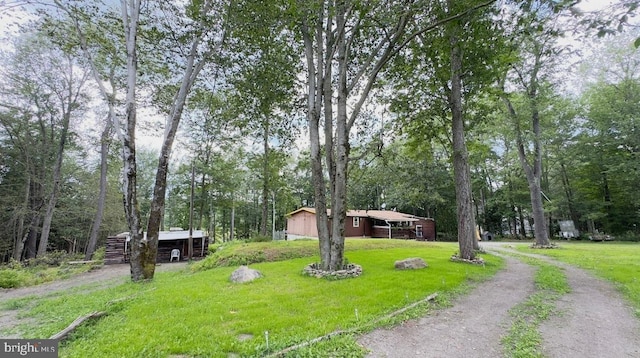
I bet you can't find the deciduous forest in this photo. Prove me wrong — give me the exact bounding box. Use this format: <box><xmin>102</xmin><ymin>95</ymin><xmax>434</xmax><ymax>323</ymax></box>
<box><xmin>0</xmin><ymin>0</ymin><xmax>638</xmax><ymax>279</ymax></box>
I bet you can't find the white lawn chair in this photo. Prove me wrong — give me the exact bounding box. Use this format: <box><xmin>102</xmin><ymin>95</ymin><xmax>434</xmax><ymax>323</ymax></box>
<box><xmin>170</xmin><ymin>249</ymin><xmax>180</xmax><ymax>262</ymax></box>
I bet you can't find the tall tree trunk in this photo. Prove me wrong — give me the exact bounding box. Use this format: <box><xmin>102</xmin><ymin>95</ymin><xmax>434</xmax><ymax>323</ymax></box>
<box><xmin>85</xmin><ymin>121</ymin><xmax>112</xmax><ymax>260</ymax></box>
<box><xmin>301</xmin><ymin>12</ymin><xmax>331</xmax><ymax>270</ymax></box>
<box><xmin>188</xmin><ymin>165</ymin><xmax>194</xmax><ymax>260</ymax></box>
<box><xmin>300</xmin><ymin>0</ymin><xmax>413</xmax><ymax>271</ymax></box>
<box><xmin>260</xmin><ymin>123</ymin><xmax>269</xmax><ymax>236</ymax></box>
<box><xmin>25</xmin><ymin>219</ymin><xmax>40</xmax><ymax>259</ymax></box>
<box><xmin>449</xmin><ymin>23</ymin><xmax>476</xmax><ymax>260</ymax></box>
<box><xmin>517</xmin><ymin>205</ymin><xmax>526</xmax><ymax>238</ymax></box>
<box><xmin>13</xmin><ymin>176</ymin><xmax>31</xmax><ymax>260</ymax></box>
<box><xmin>230</xmin><ymin>200</ymin><xmax>235</xmax><ymax>241</ymax></box>
<box><xmin>37</xmin><ymin>108</ymin><xmax>72</xmax><ymax>257</ymax></box>
<box><xmin>559</xmin><ymin>160</ymin><xmax>580</xmax><ymax>227</ymax></box>
<box><xmin>516</xmin><ymin>100</ymin><xmax>549</xmax><ymax>245</ymax></box>
<box><xmin>329</xmin><ymin>3</ymin><xmax>349</xmax><ymax>270</ymax></box>
<box><xmin>121</xmin><ymin>0</ymin><xmax>146</xmax><ymax>281</ymax></box>
<box><xmin>63</xmin><ymin>0</ymin><xmax>123</xmax><ymax>261</ymax></box>
<box><xmin>144</xmin><ymin>2</ymin><xmax>219</xmax><ymax>279</ymax></box>
<box><xmin>210</xmin><ymin>207</ymin><xmax>216</xmax><ymax>243</ymax></box>
<box><xmin>501</xmin><ymin>38</ymin><xmax>550</xmax><ymax>246</ymax></box>
<box><xmin>25</xmin><ymin>177</ymin><xmax>44</xmax><ymax>260</ymax></box>
<box><xmin>197</xmin><ymin>148</ymin><xmax>212</xmax><ymax>229</ymax></box>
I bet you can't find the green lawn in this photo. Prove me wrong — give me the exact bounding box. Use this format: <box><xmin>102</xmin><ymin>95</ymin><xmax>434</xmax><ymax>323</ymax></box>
<box><xmin>1</xmin><ymin>240</ymin><xmax>501</xmax><ymax>357</ymax></box>
<box><xmin>517</xmin><ymin>241</ymin><xmax>640</xmax><ymax>317</ymax></box>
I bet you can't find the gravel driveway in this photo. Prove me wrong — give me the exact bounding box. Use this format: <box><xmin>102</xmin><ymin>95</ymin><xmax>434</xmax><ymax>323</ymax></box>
<box><xmin>358</xmin><ymin>243</ymin><xmax>640</xmax><ymax>358</ymax></box>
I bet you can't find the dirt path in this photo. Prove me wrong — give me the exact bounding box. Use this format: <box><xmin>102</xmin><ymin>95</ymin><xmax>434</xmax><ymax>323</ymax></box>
<box><xmin>358</xmin><ymin>243</ymin><xmax>640</xmax><ymax>358</ymax></box>
<box><xmin>0</xmin><ymin>262</ymin><xmax>187</xmax><ymax>338</ymax></box>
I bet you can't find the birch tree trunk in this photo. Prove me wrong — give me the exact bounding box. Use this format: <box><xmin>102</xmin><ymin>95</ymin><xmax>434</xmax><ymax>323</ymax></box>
<box><xmin>120</xmin><ymin>0</ymin><xmax>146</xmax><ymax>281</ymax></box>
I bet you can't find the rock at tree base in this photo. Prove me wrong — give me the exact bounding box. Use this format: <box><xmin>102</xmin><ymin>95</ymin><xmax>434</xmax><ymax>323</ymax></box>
<box><xmin>394</xmin><ymin>258</ymin><xmax>428</xmax><ymax>270</ymax></box>
<box><xmin>230</xmin><ymin>265</ymin><xmax>262</xmax><ymax>283</ymax></box>
<box><xmin>302</xmin><ymin>263</ymin><xmax>363</xmax><ymax>279</ymax></box>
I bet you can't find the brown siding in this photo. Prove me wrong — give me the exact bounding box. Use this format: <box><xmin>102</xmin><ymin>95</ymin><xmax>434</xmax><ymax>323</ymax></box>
<box><xmin>415</xmin><ymin>219</ymin><xmax>436</xmax><ymax>241</ymax></box>
<box><xmin>345</xmin><ymin>216</ymin><xmax>367</xmax><ymax>237</ymax></box>
<box><xmin>157</xmin><ymin>237</ymin><xmax>209</xmax><ymax>262</ymax></box>
<box><xmin>105</xmin><ymin>236</ymin><xmax>210</xmax><ymax>264</ymax></box>
<box><xmin>372</xmin><ymin>226</ymin><xmax>390</xmax><ymax>238</ymax></box>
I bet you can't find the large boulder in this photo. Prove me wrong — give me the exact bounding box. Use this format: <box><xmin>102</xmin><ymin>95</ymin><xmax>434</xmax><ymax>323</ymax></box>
<box><xmin>394</xmin><ymin>257</ymin><xmax>428</xmax><ymax>270</ymax></box>
<box><xmin>230</xmin><ymin>265</ymin><xmax>262</xmax><ymax>283</ymax></box>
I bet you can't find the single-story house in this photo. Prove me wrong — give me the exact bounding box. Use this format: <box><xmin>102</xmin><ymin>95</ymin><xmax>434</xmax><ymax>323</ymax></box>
<box><xmin>286</xmin><ymin>207</ymin><xmax>435</xmax><ymax>241</ymax></box>
<box><xmin>104</xmin><ymin>230</ymin><xmax>209</xmax><ymax>264</ymax></box>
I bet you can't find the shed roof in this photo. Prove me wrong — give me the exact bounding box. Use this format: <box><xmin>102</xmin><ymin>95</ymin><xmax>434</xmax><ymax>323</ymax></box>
<box><xmin>119</xmin><ymin>230</ymin><xmax>206</xmax><ymax>242</ymax></box>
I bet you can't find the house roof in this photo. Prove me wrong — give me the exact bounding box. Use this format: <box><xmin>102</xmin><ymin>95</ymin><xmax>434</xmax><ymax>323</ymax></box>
<box><xmin>348</xmin><ymin>210</ymin><xmax>419</xmax><ymax>222</ymax></box>
<box><xmin>286</xmin><ymin>207</ymin><xmax>424</xmax><ymax>222</ymax></box>
<box><xmin>120</xmin><ymin>230</ymin><xmax>206</xmax><ymax>241</ymax></box>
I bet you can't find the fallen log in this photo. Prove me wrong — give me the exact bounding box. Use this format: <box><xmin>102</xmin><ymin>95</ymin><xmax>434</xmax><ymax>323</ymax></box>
<box><xmin>50</xmin><ymin>311</ymin><xmax>106</xmax><ymax>341</ymax></box>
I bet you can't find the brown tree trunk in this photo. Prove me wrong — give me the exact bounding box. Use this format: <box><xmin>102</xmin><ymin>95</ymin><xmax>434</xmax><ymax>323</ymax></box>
<box><xmin>518</xmin><ymin>206</ymin><xmax>527</xmax><ymax>238</ymax></box>
<box><xmin>13</xmin><ymin>177</ymin><xmax>31</xmax><ymax>260</ymax></box>
<box><xmin>144</xmin><ymin>3</ymin><xmax>218</xmax><ymax>279</ymax></box>
<box><xmin>559</xmin><ymin>161</ymin><xmax>580</xmax><ymax>227</ymax></box>
<box><xmin>85</xmin><ymin>121</ymin><xmax>112</xmax><ymax>260</ymax></box>
<box><xmin>260</xmin><ymin>123</ymin><xmax>269</xmax><ymax>236</ymax></box>
<box><xmin>449</xmin><ymin>23</ymin><xmax>476</xmax><ymax>260</ymax></box>
<box><xmin>25</xmin><ymin>220</ymin><xmax>40</xmax><ymax>259</ymax></box>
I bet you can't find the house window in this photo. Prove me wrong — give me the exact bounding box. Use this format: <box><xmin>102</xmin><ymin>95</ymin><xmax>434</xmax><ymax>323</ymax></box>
<box><xmin>416</xmin><ymin>225</ymin><xmax>423</xmax><ymax>238</ymax></box>
<box><xmin>353</xmin><ymin>216</ymin><xmax>360</xmax><ymax>228</ymax></box>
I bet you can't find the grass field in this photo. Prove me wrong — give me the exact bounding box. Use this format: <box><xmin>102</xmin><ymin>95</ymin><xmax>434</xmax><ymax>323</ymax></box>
<box><xmin>1</xmin><ymin>240</ymin><xmax>501</xmax><ymax>357</ymax></box>
<box><xmin>517</xmin><ymin>241</ymin><xmax>640</xmax><ymax>318</ymax></box>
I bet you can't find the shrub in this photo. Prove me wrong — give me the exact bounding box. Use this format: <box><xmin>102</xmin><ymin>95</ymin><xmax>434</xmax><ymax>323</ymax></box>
<box><xmin>437</xmin><ymin>232</ymin><xmax>457</xmax><ymax>242</ymax></box>
<box><xmin>0</xmin><ymin>269</ymin><xmax>29</xmax><ymax>288</ymax></box>
<box><xmin>249</xmin><ymin>234</ymin><xmax>273</xmax><ymax>243</ymax></box>
<box><xmin>92</xmin><ymin>247</ymin><xmax>106</xmax><ymax>261</ymax></box>
<box><xmin>192</xmin><ymin>241</ymin><xmax>318</xmax><ymax>271</ymax></box>
<box><xmin>24</xmin><ymin>250</ymin><xmax>80</xmax><ymax>267</ymax></box>
<box><xmin>615</xmin><ymin>231</ymin><xmax>640</xmax><ymax>242</ymax></box>
<box><xmin>6</xmin><ymin>258</ymin><xmax>23</xmax><ymax>270</ymax></box>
